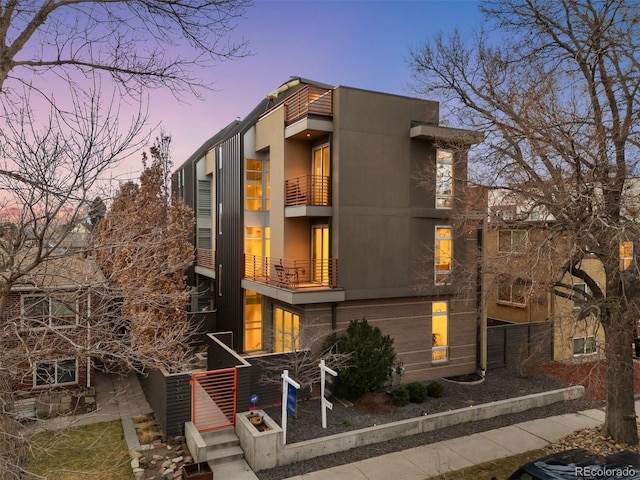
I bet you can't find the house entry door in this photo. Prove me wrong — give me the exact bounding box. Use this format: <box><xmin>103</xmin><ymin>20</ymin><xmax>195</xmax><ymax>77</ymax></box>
<box><xmin>311</xmin><ymin>225</ymin><xmax>329</xmax><ymax>284</ymax></box>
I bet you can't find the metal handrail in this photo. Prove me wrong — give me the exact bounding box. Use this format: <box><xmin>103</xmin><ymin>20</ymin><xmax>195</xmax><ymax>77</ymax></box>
<box><xmin>244</xmin><ymin>254</ymin><xmax>338</xmax><ymax>288</ymax></box>
<box><xmin>285</xmin><ymin>85</ymin><xmax>333</xmax><ymax>125</ymax></box>
<box><xmin>285</xmin><ymin>175</ymin><xmax>330</xmax><ymax>206</ymax></box>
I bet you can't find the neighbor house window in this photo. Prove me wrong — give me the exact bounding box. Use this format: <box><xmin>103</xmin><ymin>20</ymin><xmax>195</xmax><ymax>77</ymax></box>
<box><xmin>573</xmin><ymin>336</ymin><xmax>597</xmax><ymax>356</ymax></box>
<box><xmin>498</xmin><ymin>230</ymin><xmax>527</xmax><ymax>254</ymax></box>
<box><xmin>34</xmin><ymin>358</ymin><xmax>77</xmax><ymax>387</ymax></box>
<box><xmin>22</xmin><ymin>294</ymin><xmax>77</xmax><ymax>328</ymax></box>
<box><xmin>497</xmin><ymin>278</ymin><xmax>526</xmax><ymax>306</ymax></box>
<box><xmin>573</xmin><ymin>282</ymin><xmax>591</xmax><ymax>309</ymax></box>
<box><xmin>620</xmin><ymin>241</ymin><xmax>633</xmax><ymax>271</ymax></box>
<box><xmin>432</xmin><ymin>301</ymin><xmax>449</xmax><ymax>362</ymax></box>
<box><xmin>435</xmin><ymin>226</ymin><xmax>452</xmax><ymax>285</ymax></box>
<box><xmin>436</xmin><ymin>150</ymin><xmax>453</xmax><ymax>208</ymax></box>
<box><xmin>274</xmin><ymin>306</ymin><xmax>299</xmax><ymax>353</ymax></box>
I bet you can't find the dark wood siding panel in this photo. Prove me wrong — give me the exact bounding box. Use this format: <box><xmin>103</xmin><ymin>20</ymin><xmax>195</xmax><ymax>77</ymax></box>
<box><xmin>487</xmin><ymin>322</ymin><xmax>552</xmax><ymax>370</ymax></box>
<box><xmin>140</xmin><ymin>369</ymin><xmax>192</xmax><ymax>438</ymax></box>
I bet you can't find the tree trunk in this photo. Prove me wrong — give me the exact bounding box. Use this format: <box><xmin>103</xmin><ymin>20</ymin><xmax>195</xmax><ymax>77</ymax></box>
<box><xmin>603</xmin><ymin>319</ymin><xmax>638</xmax><ymax>444</ymax></box>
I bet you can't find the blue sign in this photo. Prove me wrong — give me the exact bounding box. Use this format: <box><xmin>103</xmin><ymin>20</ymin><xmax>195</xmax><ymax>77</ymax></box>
<box><xmin>250</xmin><ymin>394</ymin><xmax>259</xmax><ymax>405</ymax></box>
<box><xmin>286</xmin><ymin>384</ymin><xmax>297</xmax><ymax>416</ymax></box>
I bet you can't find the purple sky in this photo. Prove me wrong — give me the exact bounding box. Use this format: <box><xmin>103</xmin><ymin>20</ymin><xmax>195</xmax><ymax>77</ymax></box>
<box><xmin>115</xmin><ymin>0</ymin><xmax>483</xmax><ymax>180</ymax></box>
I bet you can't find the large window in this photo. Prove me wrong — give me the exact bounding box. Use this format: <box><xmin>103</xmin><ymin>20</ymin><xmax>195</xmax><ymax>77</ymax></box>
<box><xmin>34</xmin><ymin>358</ymin><xmax>77</xmax><ymax>387</ymax></box>
<box><xmin>435</xmin><ymin>226</ymin><xmax>452</xmax><ymax>285</ymax></box>
<box><xmin>312</xmin><ymin>145</ymin><xmax>330</xmax><ymax>205</ymax></box>
<box><xmin>436</xmin><ymin>150</ymin><xmax>453</xmax><ymax>208</ymax></box>
<box><xmin>246</xmin><ymin>158</ymin><xmax>270</xmax><ymax>211</ymax></box>
<box><xmin>244</xmin><ymin>290</ymin><xmax>263</xmax><ymax>352</ymax></box>
<box><xmin>432</xmin><ymin>302</ymin><xmax>449</xmax><ymax>362</ymax></box>
<box><xmin>274</xmin><ymin>307</ymin><xmax>299</xmax><ymax>353</ymax></box>
<box><xmin>22</xmin><ymin>294</ymin><xmax>77</xmax><ymax>328</ymax></box>
<box><xmin>498</xmin><ymin>230</ymin><xmax>527</xmax><ymax>254</ymax></box>
<box><xmin>573</xmin><ymin>336</ymin><xmax>597</xmax><ymax>356</ymax></box>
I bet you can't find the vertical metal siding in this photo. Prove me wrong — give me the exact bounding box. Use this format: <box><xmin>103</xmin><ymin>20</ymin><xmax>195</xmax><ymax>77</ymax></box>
<box><xmin>216</xmin><ymin>133</ymin><xmax>244</xmax><ymax>352</ymax></box>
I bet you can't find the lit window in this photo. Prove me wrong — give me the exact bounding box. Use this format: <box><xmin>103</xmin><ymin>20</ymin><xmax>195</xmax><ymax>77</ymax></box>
<box><xmin>573</xmin><ymin>336</ymin><xmax>597</xmax><ymax>356</ymax></box>
<box><xmin>246</xmin><ymin>159</ymin><xmax>263</xmax><ymax>211</ymax></box>
<box><xmin>620</xmin><ymin>241</ymin><xmax>633</xmax><ymax>271</ymax></box>
<box><xmin>274</xmin><ymin>307</ymin><xmax>300</xmax><ymax>352</ymax></box>
<box><xmin>244</xmin><ymin>290</ymin><xmax>263</xmax><ymax>352</ymax></box>
<box><xmin>498</xmin><ymin>230</ymin><xmax>527</xmax><ymax>254</ymax></box>
<box><xmin>34</xmin><ymin>358</ymin><xmax>77</xmax><ymax>387</ymax></box>
<box><xmin>22</xmin><ymin>294</ymin><xmax>77</xmax><ymax>328</ymax></box>
<box><xmin>432</xmin><ymin>302</ymin><xmax>449</xmax><ymax>362</ymax></box>
<box><xmin>436</xmin><ymin>150</ymin><xmax>453</xmax><ymax>208</ymax></box>
<box><xmin>435</xmin><ymin>226</ymin><xmax>452</xmax><ymax>285</ymax></box>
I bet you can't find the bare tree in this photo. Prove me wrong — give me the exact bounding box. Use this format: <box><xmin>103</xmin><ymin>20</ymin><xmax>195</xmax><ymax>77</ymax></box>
<box><xmin>0</xmin><ymin>2</ymin><xmax>249</xmax><ymax>477</ymax></box>
<box><xmin>409</xmin><ymin>0</ymin><xmax>640</xmax><ymax>444</ymax></box>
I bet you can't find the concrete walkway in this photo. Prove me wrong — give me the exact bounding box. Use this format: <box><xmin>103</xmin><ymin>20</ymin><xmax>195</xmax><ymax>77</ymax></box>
<box><xmin>281</xmin><ymin>407</ymin><xmax>612</xmax><ymax>480</ymax></box>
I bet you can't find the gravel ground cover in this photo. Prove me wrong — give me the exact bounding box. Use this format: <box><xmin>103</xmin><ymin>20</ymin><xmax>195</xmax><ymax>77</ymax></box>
<box><xmin>257</xmin><ymin>367</ymin><xmax>599</xmax><ymax>480</ymax></box>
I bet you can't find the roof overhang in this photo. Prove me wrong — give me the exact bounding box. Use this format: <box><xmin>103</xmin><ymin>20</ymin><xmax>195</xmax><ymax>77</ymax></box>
<box><xmin>410</xmin><ymin>124</ymin><xmax>484</xmax><ymax>145</ymax></box>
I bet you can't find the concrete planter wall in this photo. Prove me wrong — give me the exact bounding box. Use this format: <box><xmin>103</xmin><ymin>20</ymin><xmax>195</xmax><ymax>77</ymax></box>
<box><xmin>237</xmin><ymin>385</ymin><xmax>584</xmax><ymax>471</ymax></box>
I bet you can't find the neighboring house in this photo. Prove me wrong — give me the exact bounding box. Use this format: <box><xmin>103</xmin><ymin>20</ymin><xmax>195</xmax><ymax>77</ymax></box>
<box><xmin>1</xmin><ymin>253</ymin><xmax>105</xmax><ymax>391</ymax></box>
<box><xmin>482</xmin><ymin>188</ymin><xmax>606</xmax><ymax>362</ymax></box>
<box><xmin>174</xmin><ymin>77</ymin><xmax>484</xmax><ymax>384</ymax></box>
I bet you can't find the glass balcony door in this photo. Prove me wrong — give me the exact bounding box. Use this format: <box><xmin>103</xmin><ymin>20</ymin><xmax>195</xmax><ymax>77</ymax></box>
<box><xmin>312</xmin><ymin>224</ymin><xmax>329</xmax><ymax>284</ymax></box>
<box><xmin>312</xmin><ymin>145</ymin><xmax>330</xmax><ymax>205</ymax></box>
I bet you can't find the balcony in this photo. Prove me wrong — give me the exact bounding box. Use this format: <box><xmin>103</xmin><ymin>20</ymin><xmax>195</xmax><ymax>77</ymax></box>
<box><xmin>243</xmin><ymin>254</ymin><xmax>344</xmax><ymax>304</ymax></box>
<box><xmin>244</xmin><ymin>254</ymin><xmax>338</xmax><ymax>289</ymax></box>
<box><xmin>284</xmin><ymin>85</ymin><xmax>333</xmax><ymax>140</ymax></box>
<box><xmin>196</xmin><ymin>248</ymin><xmax>216</xmax><ymax>277</ymax></box>
<box><xmin>284</xmin><ymin>175</ymin><xmax>332</xmax><ymax>217</ymax></box>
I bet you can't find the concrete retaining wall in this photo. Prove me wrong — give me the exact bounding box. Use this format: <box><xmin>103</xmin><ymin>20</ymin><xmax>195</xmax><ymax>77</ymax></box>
<box><xmin>236</xmin><ymin>385</ymin><xmax>584</xmax><ymax>471</ymax></box>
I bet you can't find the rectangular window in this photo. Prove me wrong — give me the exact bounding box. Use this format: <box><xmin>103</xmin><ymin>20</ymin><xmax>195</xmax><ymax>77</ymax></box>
<box><xmin>436</xmin><ymin>150</ymin><xmax>453</xmax><ymax>208</ymax></box>
<box><xmin>432</xmin><ymin>301</ymin><xmax>449</xmax><ymax>362</ymax></box>
<box><xmin>246</xmin><ymin>159</ymin><xmax>263</xmax><ymax>211</ymax></box>
<box><xmin>497</xmin><ymin>279</ymin><xmax>526</xmax><ymax>306</ymax></box>
<box><xmin>22</xmin><ymin>294</ymin><xmax>77</xmax><ymax>328</ymax></box>
<box><xmin>244</xmin><ymin>290</ymin><xmax>263</xmax><ymax>352</ymax></box>
<box><xmin>34</xmin><ymin>358</ymin><xmax>78</xmax><ymax>387</ymax></box>
<box><xmin>573</xmin><ymin>336</ymin><xmax>597</xmax><ymax>356</ymax></box>
<box><xmin>620</xmin><ymin>241</ymin><xmax>633</xmax><ymax>271</ymax></box>
<box><xmin>498</xmin><ymin>230</ymin><xmax>527</xmax><ymax>254</ymax></box>
<box><xmin>274</xmin><ymin>306</ymin><xmax>300</xmax><ymax>353</ymax></box>
<box><xmin>435</xmin><ymin>226</ymin><xmax>452</xmax><ymax>285</ymax></box>
<box><xmin>197</xmin><ymin>179</ymin><xmax>212</xmax><ymax>216</ymax></box>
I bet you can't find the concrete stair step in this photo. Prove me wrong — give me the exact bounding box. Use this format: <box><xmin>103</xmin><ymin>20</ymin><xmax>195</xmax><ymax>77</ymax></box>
<box><xmin>200</xmin><ymin>429</ymin><xmax>239</xmax><ymax>449</ymax></box>
<box><xmin>206</xmin><ymin>445</ymin><xmax>245</xmax><ymax>464</ymax></box>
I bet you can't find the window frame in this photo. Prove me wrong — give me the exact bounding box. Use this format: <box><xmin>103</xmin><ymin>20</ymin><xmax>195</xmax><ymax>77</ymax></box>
<box><xmin>573</xmin><ymin>336</ymin><xmax>597</xmax><ymax>356</ymax></box>
<box><xmin>273</xmin><ymin>306</ymin><xmax>300</xmax><ymax>353</ymax></box>
<box><xmin>34</xmin><ymin>358</ymin><xmax>78</xmax><ymax>387</ymax></box>
<box><xmin>431</xmin><ymin>301</ymin><xmax>449</xmax><ymax>363</ymax></box>
<box><xmin>497</xmin><ymin>229</ymin><xmax>527</xmax><ymax>254</ymax></box>
<box><xmin>22</xmin><ymin>293</ymin><xmax>79</xmax><ymax>329</ymax></box>
<box><xmin>435</xmin><ymin>225</ymin><xmax>452</xmax><ymax>286</ymax></box>
<box><xmin>435</xmin><ymin>149</ymin><xmax>454</xmax><ymax>209</ymax></box>
<box><xmin>497</xmin><ymin>278</ymin><xmax>527</xmax><ymax>307</ymax></box>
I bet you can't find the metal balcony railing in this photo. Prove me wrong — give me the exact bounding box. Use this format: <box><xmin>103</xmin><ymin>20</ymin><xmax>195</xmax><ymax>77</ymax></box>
<box><xmin>244</xmin><ymin>254</ymin><xmax>338</xmax><ymax>289</ymax></box>
<box><xmin>285</xmin><ymin>175</ymin><xmax>330</xmax><ymax>207</ymax></box>
<box><xmin>284</xmin><ymin>85</ymin><xmax>333</xmax><ymax>125</ymax></box>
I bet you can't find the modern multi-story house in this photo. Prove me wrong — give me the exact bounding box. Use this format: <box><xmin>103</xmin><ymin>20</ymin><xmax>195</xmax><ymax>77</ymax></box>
<box><xmin>174</xmin><ymin>78</ymin><xmax>483</xmax><ymax>383</ymax></box>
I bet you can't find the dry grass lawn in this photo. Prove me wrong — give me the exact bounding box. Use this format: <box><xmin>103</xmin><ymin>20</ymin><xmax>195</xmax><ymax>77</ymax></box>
<box><xmin>427</xmin><ymin>448</ymin><xmax>548</xmax><ymax>480</ymax></box>
<box><xmin>26</xmin><ymin>420</ymin><xmax>131</xmax><ymax>479</ymax></box>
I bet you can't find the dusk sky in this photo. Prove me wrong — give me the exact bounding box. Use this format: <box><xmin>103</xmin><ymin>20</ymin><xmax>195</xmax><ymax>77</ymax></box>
<box><xmin>115</xmin><ymin>0</ymin><xmax>483</xmax><ymax>180</ymax></box>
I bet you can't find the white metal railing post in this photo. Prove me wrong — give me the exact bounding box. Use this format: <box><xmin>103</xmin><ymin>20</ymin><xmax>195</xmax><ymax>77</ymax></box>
<box><xmin>281</xmin><ymin>369</ymin><xmax>300</xmax><ymax>445</ymax></box>
<box><xmin>319</xmin><ymin>359</ymin><xmax>337</xmax><ymax>428</ymax></box>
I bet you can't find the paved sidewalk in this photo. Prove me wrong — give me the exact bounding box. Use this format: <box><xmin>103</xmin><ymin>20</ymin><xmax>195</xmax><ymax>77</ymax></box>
<box><xmin>280</xmin><ymin>407</ymin><xmax>611</xmax><ymax>480</ymax></box>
